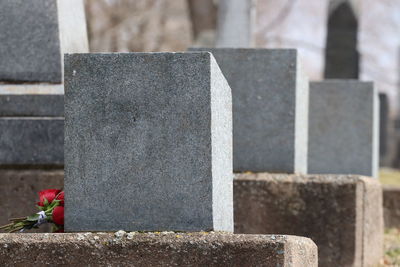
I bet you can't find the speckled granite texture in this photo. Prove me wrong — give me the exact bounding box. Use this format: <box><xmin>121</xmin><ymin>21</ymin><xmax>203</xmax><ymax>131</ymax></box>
<box><xmin>64</xmin><ymin>52</ymin><xmax>233</xmax><ymax>232</ymax></box>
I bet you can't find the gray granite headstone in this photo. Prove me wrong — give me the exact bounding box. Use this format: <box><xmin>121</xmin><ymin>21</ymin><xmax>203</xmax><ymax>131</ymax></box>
<box><xmin>308</xmin><ymin>80</ymin><xmax>379</xmax><ymax>177</ymax></box>
<box><xmin>0</xmin><ymin>95</ymin><xmax>64</xmax><ymax>166</ymax></box>
<box><xmin>0</xmin><ymin>0</ymin><xmax>88</xmax><ymax>83</ymax></box>
<box><xmin>64</xmin><ymin>52</ymin><xmax>233</xmax><ymax>232</ymax></box>
<box><xmin>189</xmin><ymin>48</ymin><xmax>308</xmax><ymax>173</ymax></box>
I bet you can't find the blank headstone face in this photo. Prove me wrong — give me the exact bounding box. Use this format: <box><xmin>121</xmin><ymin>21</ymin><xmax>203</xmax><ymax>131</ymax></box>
<box><xmin>308</xmin><ymin>80</ymin><xmax>379</xmax><ymax>177</ymax></box>
<box><xmin>64</xmin><ymin>52</ymin><xmax>233</xmax><ymax>232</ymax></box>
<box><xmin>189</xmin><ymin>48</ymin><xmax>308</xmax><ymax>173</ymax></box>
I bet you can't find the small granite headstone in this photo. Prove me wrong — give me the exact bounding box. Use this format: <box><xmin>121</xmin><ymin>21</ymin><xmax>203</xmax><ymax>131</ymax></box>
<box><xmin>64</xmin><ymin>52</ymin><xmax>233</xmax><ymax>232</ymax></box>
<box><xmin>308</xmin><ymin>80</ymin><xmax>379</xmax><ymax>177</ymax></box>
<box><xmin>189</xmin><ymin>48</ymin><xmax>309</xmax><ymax>173</ymax></box>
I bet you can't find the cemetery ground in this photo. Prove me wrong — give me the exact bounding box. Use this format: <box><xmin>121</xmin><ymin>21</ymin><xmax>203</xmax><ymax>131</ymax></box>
<box><xmin>380</xmin><ymin>169</ymin><xmax>400</xmax><ymax>266</ymax></box>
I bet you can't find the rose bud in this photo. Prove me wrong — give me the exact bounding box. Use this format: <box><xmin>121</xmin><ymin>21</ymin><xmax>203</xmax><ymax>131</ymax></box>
<box><xmin>38</xmin><ymin>189</ymin><xmax>61</xmax><ymax>207</ymax></box>
<box><xmin>56</xmin><ymin>191</ymin><xmax>64</xmax><ymax>206</ymax></box>
<box><xmin>52</xmin><ymin>206</ymin><xmax>64</xmax><ymax>225</ymax></box>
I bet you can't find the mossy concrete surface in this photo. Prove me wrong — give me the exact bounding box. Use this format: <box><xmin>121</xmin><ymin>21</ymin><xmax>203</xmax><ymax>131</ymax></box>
<box><xmin>0</xmin><ymin>232</ymin><xmax>317</xmax><ymax>267</ymax></box>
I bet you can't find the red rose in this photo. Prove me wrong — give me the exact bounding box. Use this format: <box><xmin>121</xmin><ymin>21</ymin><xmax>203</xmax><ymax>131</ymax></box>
<box><xmin>38</xmin><ymin>189</ymin><xmax>61</xmax><ymax>207</ymax></box>
<box><xmin>52</xmin><ymin>206</ymin><xmax>64</xmax><ymax>225</ymax></box>
<box><xmin>56</xmin><ymin>191</ymin><xmax>64</xmax><ymax>206</ymax></box>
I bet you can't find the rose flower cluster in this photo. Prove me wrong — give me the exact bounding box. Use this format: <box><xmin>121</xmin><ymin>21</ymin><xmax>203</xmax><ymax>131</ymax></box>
<box><xmin>0</xmin><ymin>189</ymin><xmax>64</xmax><ymax>233</ymax></box>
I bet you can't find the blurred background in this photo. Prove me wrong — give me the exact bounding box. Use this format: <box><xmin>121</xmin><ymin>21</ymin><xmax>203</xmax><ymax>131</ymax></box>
<box><xmin>84</xmin><ymin>0</ymin><xmax>400</xmax><ymax>172</ymax></box>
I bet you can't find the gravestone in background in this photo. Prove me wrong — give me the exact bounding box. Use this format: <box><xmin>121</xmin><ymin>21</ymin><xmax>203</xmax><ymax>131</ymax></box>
<box><xmin>189</xmin><ymin>48</ymin><xmax>308</xmax><ymax>173</ymax></box>
<box><xmin>0</xmin><ymin>95</ymin><xmax>64</xmax><ymax>166</ymax></box>
<box><xmin>0</xmin><ymin>0</ymin><xmax>88</xmax><ymax>93</ymax></box>
<box><xmin>324</xmin><ymin>1</ymin><xmax>359</xmax><ymax>79</ymax></box>
<box><xmin>216</xmin><ymin>0</ymin><xmax>256</xmax><ymax>47</ymax></box>
<box><xmin>379</xmin><ymin>93</ymin><xmax>389</xmax><ymax>164</ymax></box>
<box><xmin>64</xmin><ymin>52</ymin><xmax>233</xmax><ymax>232</ymax></box>
<box><xmin>308</xmin><ymin>80</ymin><xmax>379</xmax><ymax>177</ymax></box>
<box><xmin>0</xmin><ymin>0</ymin><xmax>88</xmax><ymax>165</ymax></box>
<box><xmin>0</xmin><ymin>0</ymin><xmax>87</xmax><ymax>227</ymax></box>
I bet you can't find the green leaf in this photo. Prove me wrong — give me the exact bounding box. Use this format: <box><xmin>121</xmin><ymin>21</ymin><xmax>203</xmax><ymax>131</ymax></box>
<box><xmin>26</xmin><ymin>214</ymin><xmax>40</xmax><ymax>222</ymax></box>
<box><xmin>49</xmin><ymin>200</ymin><xmax>60</xmax><ymax>209</ymax></box>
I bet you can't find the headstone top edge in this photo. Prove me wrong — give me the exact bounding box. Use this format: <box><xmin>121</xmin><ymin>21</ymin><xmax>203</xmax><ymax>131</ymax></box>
<box><xmin>188</xmin><ymin>47</ymin><xmax>298</xmax><ymax>53</ymax></box>
<box><xmin>64</xmin><ymin>52</ymin><xmax>212</xmax><ymax>57</ymax></box>
<box><xmin>311</xmin><ymin>80</ymin><xmax>374</xmax><ymax>86</ymax></box>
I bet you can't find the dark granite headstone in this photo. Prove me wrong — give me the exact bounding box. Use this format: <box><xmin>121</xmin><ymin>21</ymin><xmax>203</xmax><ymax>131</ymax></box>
<box><xmin>324</xmin><ymin>1</ymin><xmax>359</xmax><ymax>79</ymax></box>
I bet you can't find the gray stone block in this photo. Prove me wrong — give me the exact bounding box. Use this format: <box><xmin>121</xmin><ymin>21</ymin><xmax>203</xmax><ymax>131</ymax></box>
<box><xmin>0</xmin><ymin>118</ymin><xmax>64</xmax><ymax>166</ymax></box>
<box><xmin>64</xmin><ymin>52</ymin><xmax>233</xmax><ymax>232</ymax></box>
<box><xmin>0</xmin><ymin>95</ymin><xmax>64</xmax><ymax>117</ymax></box>
<box><xmin>188</xmin><ymin>48</ymin><xmax>308</xmax><ymax>173</ymax></box>
<box><xmin>308</xmin><ymin>80</ymin><xmax>379</xmax><ymax>177</ymax></box>
<box><xmin>0</xmin><ymin>0</ymin><xmax>88</xmax><ymax>83</ymax></box>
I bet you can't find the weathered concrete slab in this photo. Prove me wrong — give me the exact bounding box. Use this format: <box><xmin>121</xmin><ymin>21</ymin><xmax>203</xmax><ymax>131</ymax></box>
<box><xmin>0</xmin><ymin>0</ymin><xmax>88</xmax><ymax>83</ymax></box>
<box><xmin>65</xmin><ymin>52</ymin><xmax>233</xmax><ymax>232</ymax></box>
<box><xmin>0</xmin><ymin>169</ymin><xmax>64</xmax><ymax>232</ymax></box>
<box><xmin>383</xmin><ymin>185</ymin><xmax>400</xmax><ymax>228</ymax></box>
<box><xmin>234</xmin><ymin>173</ymin><xmax>383</xmax><ymax>267</ymax></box>
<box><xmin>308</xmin><ymin>80</ymin><xmax>379</xmax><ymax>177</ymax></box>
<box><xmin>0</xmin><ymin>233</ymin><xmax>318</xmax><ymax>266</ymax></box>
<box><xmin>0</xmin><ymin>118</ymin><xmax>64</xmax><ymax>166</ymax></box>
<box><xmin>0</xmin><ymin>95</ymin><xmax>64</xmax><ymax>117</ymax></box>
<box><xmin>188</xmin><ymin>48</ymin><xmax>308</xmax><ymax>173</ymax></box>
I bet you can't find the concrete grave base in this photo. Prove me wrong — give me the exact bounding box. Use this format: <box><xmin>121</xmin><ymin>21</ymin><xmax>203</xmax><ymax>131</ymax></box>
<box><xmin>0</xmin><ymin>169</ymin><xmax>64</xmax><ymax>230</ymax></box>
<box><xmin>383</xmin><ymin>185</ymin><xmax>400</xmax><ymax>228</ymax></box>
<box><xmin>0</xmin><ymin>232</ymin><xmax>317</xmax><ymax>266</ymax></box>
<box><xmin>234</xmin><ymin>173</ymin><xmax>383</xmax><ymax>267</ymax></box>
